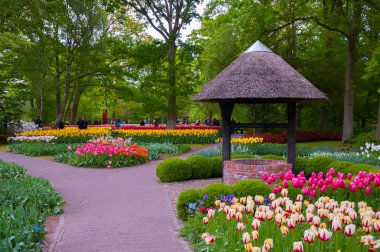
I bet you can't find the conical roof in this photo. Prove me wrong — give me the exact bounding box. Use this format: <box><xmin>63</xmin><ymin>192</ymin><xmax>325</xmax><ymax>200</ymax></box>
<box><xmin>192</xmin><ymin>41</ymin><xmax>327</xmax><ymax>103</ymax></box>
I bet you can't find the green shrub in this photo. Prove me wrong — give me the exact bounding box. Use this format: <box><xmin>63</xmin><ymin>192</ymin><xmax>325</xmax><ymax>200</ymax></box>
<box><xmin>328</xmin><ymin>161</ymin><xmax>355</xmax><ymax>173</ymax></box>
<box><xmin>345</xmin><ymin>163</ymin><xmax>379</xmax><ymax>175</ymax></box>
<box><xmin>295</xmin><ymin>157</ymin><xmax>310</xmax><ymax>176</ymax></box>
<box><xmin>186</xmin><ymin>155</ymin><xmax>212</xmax><ymax>179</ymax></box>
<box><xmin>156</xmin><ymin>158</ymin><xmax>192</xmax><ymax>182</ymax></box>
<box><xmin>261</xmin><ymin>154</ymin><xmax>285</xmax><ymax>160</ymax></box>
<box><xmin>209</xmin><ymin>156</ymin><xmax>222</xmax><ymax>178</ymax></box>
<box><xmin>352</xmin><ymin>130</ymin><xmax>380</xmax><ymax>147</ymax></box>
<box><xmin>202</xmin><ymin>183</ymin><xmax>233</xmax><ymax>206</ymax></box>
<box><xmin>0</xmin><ymin>160</ymin><xmax>27</xmax><ymax>179</ymax></box>
<box><xmin>306</xmin><ymin>156</ymin><xmax>335</xmax><ymax>175</ymax></box>
<box><xmin>232</xmin><ymin>179</ymin><xmax>271</xmax><ymax>198</ymax></box>
<box><xmin>176</xmin><ymin>189</ymin><xmax>202</xmax><ymax>221</ymax></box>
<box><xmin>0</xmin><ymin>161</ymin><xmax>64</xmax><ymax>251</ymax></box>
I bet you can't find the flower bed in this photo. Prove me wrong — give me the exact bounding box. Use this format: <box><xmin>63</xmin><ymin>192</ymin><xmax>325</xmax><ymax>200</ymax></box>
<box><xmin>243</xmin><ymin>130</ymin><xmax>342</xmax><ymax>144</ymax></box>
<box><xmin>264</xmin><ymin>169</ymin><xmax>380</xmax><ymax>207</ymax></box>
<box><xmin>57</xmin><ymin>142</ymin><xmax>148</xmax><ymax>168</ymax></box>
<box><xmin>113</xmin><ymin>129</ymin><xmax>220</xmax><ymax>144</ymax></box>
<box><xmin>19</xmin><ymin>127</ymin><xmax>112</xmax><ymax>143</ymax></box>
<box><xmin>181</xmin><ymin>187</ymin><xmax>379</xmax><ymax>252</ymax></box>
<box><xmin>8</xmin><ymin>136</ymin><xmax>57</xmax><ymax>142</ymax></box>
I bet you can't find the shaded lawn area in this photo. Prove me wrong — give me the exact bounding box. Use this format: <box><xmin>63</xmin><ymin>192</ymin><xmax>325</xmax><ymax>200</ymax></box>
<box><xmin>0</xmin><ymin>145</ymin><xmax>8</xmax><ymax>152</ymax></box>
<box><xmin>186</xmin><ymin>143</ymin><xmax>213</xmax><ymax>151</ymax></box>
<box><xmin>303</xmin><ymin>141</ymin><xmax>342</xmax><ymax>148</ymax></box>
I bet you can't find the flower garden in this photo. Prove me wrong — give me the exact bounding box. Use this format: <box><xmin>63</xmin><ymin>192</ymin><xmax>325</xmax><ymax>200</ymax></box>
<box><xmin>3</xmin><ymin>126</ymin><xmax>380</xmax><ymax>251</ymax></box>
<box><xmin>7</xmin><ymin>126</ymin><xmax>221</xmax><ymax>168</ymax></box>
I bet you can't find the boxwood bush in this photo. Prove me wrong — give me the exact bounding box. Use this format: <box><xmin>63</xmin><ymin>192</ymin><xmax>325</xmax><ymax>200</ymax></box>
<box><xmin>328</xmin><ymin>161</ymin><xmax>355</xmax><ymax>173</ymax></box>
<box><xmin>209</xmin><ymin>156</ymin><xmax>222</xmax><ymax>178</ymax></box>
<box><xmin>156</xmin><ymin>158</ymin><xmax>192</xmax><ymax>182</ymax></box>
<box><xmin>232</xmin><ymin>179</ymin><xmax>271</xmax><ymax>198</ymax></box>
<box><xmin>306</xmin><ymin>156</ymin><xmax>335</xmax><ymax>175</ymax></box>
<box><xmin>202</xmin><ymin>183</ymin><xmax>233</xmax><ymax>206</ymax></box>
<box><xmin>176</xmin><ymin>189</ymin><xmax>202</xmax><ymax>221</ymax></box>
<box><xmin>344</xmin><ymin>163</ymin><xmax>379</xmax><ymax>175</ymax></box>
<box><xmin>186</xmin><ymin>155</ymin><xmax>212</xmax><ymax>179</ymax></box>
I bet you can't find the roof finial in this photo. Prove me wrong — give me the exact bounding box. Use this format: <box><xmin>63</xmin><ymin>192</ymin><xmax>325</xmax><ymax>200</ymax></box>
<box><xmin>244</xmin><ymin>41</ymin><xmax>272</xmax><ymax>53</ymax></box>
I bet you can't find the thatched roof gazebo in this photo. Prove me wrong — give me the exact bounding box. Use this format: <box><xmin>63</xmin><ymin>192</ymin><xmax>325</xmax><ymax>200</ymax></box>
<box><xmin>193</xmin><ymin>41</ymin><xmax>327</xmax><ymax>176</ymax></box>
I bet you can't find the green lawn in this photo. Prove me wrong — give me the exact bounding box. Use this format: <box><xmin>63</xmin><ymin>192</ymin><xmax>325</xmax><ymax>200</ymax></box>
<box><xmin>303</xmin><ymin>141</ymin><xmax>342</xmax><ymax>148</ymax></box>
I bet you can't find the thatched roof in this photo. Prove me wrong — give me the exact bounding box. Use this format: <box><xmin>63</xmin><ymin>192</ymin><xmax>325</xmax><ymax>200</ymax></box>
<box><xmin>192</xmin><ymin>41</ymin><xmax>328</xmax><ymax>103</ymax></box>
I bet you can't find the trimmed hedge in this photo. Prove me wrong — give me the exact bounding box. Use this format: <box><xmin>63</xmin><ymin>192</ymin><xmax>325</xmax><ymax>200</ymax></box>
<box><xmin>209</xmin><ymin>156</ymin><xmax>223</xmax><ymax>178</ymax></box>
<box><xmin>232</xmin><ymin>179</ymin><xmax>271</xmax><ymax>198</ymax></box>
<box><xmin>295</xmin><ymin>157</ymin><xmax>310</xmax><ymax>176</ymax></box>
<box><xmin>306</xmin><ymin>156</ymin><xmax>335</xmax><ymax>175</ymax></box>
<box><xmin>176</xmin><ymin>189</ymin><xmax>202</xmax><ymax>221</ymax></box>
<box><xmin>186</xmin><ymin>155</ymin><xmax>212</xmax><ymax>179</ymax></box>
<box><xmin>261</xmin><ymin>154</ymin><xmax>285</xmax><ymax>160</ymax></box>
<box><xmin>344</xmin><ymin>163</ymin><xmax>379</xmax><ymax>175</ymax></box>
<box><xmin>176</xmin><ymin>179</ymin><xmax>270</xmax><ymax>221</ymax></box>
<box><xmin>328</xmin><ymin>161</ymin><xmax>355</xmax><ymax>173</ymax></box>
<box><xmin>156</xmin><ymin>158</ymin><xmax>192</xmax><ymax>182</ymax></box>
<box><xmin>202</xmin><ymin>183</ymin><xmax>233</xmax><ymax>206</ymax></box>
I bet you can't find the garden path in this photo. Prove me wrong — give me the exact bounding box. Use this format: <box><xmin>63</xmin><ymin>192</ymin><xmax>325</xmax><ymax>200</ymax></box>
<box><xmin>0</xmin><ymin>151</ymin><xmax>192</xmax><ymax>252</ymax></box>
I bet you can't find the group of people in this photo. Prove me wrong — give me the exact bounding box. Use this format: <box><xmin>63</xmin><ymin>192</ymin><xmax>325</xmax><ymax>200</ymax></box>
<box><xmin>139</xmin><ymin>120</ymin><xmax>158</xmax><ymax>126</ymax></box>
<box><xmin>34</xmin><ymin>117</ymin><xmax>43</xmax><ymax>128</ymax></box>
<box><xmin>77</xmin><ymin>117</ymin><xmax>88</xmax><ymax>130</ymax></box>
<box><xmin>204</xmin><ymin>116</ymin><xmax>220</xmax><ymax>126</ymax></box>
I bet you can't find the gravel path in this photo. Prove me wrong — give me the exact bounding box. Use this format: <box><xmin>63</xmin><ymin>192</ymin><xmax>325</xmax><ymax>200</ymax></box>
<box><xmin>0</xmin><ymin>152</ymin><xmax>192</xmax><ymax>252</ymax></box>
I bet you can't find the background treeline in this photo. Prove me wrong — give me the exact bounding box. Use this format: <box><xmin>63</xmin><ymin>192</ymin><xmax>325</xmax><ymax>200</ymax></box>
<box><xmin>0</xmin><ymin>0</ymin><xmax>379</xmax><ymax>143</ymax></box>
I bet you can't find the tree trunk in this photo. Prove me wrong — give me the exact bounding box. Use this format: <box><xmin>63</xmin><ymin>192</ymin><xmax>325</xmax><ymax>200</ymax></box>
<box><xmin>60</xmin><ymin>46</ymin><xmax>73</xmax><ymax>121</ymax></box>
<box><xmin>377</xmin><ymin>99</ymin><xmax>380</xmax><ymax>140</ymax></box>
<box><xmin>166</xmin><ymin>40</ymin><xmax>176</xmax><ymax>129</ymax></box>
<box><xmin>69</xmin><ymin>88</ymin><xmax>83</xmax><ymax>124</ymax></box>
<box><xmin>341</xmin><ymin>37</ymin><xmax>355</xmax><ymax>144</ymax></box>
<box><xmin>341</xmin><ymin>2</ymin><xmax>362</xmax><ymax>143</ymax></box>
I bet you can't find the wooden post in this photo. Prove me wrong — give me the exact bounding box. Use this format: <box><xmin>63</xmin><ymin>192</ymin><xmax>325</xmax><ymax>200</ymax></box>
<box><xmin>219</xmin><ymin>103</ymin><xmax>234</xmax><ymax>182</ymax></box>
<box><xmin>287</xmin><ymin>101</ymin><xmax>296</xmax><ymax>172</ymax></box>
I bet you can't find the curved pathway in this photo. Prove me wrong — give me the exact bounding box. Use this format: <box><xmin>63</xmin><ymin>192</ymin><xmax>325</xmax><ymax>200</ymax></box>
<box><xmin>0</xmin><ymin>152</ymin><xmax>192</xmax><ymax>252</ymax></box>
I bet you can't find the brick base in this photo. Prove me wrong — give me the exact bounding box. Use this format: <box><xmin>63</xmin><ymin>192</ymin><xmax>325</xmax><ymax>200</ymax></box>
<box><xmin>224</xmin><ymin>159</ymin><xmax>292</xmax><ymax>185</ymax></box>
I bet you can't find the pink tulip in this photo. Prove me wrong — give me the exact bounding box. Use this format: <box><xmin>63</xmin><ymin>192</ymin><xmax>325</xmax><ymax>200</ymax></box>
<box><xmin>262</xmin><ymin>172</ymin><xmax>269</xmax><ymax>181</ymax></box>
<box><xmin>310</xmin><ymin>190</ymin><xmax>316</xmax><ymax>197</ymax></box>
<box><xmin>357</xmin><ymin>182</ymin><xmax>363</xmax><ymax>189</ymax></box>
<box><xmin>302</xmin><ymin>187</ymin><xmax>310</xmax><ymax>195</ymax></box>
<box><xmin>279</xmin><ymin>172</ymin><xmax>285</xmax><ymax>179</ymax></box>
<box><xmin>328</xmin><ymin>167</ymin><xmax>335</xmax><ymax>175</ymax></box>
<box><xmin>365</xmin><ymin>186</ymin><xmax>372</xmax><ymax>195</ymax></box>
<box><xmin>347</xmin><ymin>173</ymin><xmax>352</xmax><ymax>180</ymax></box>
<box><xmin>283</xmin><ymin>180</ymin><xmax>288</xmax><ymax>188</ymax></box>
<box><xmin>331</xmin><ymin>181</ymin><xmax>337</xmax><ymax>190</ymax></box>
<box><xmin>349</xmin><ymin>182</ymin><xmax>356</xmax><ymax>192</ymax></box>
<box><xmin>363</xmin><ymin>178</ymin><xmax>370</xmax><ymax>186</ymax></box>
<box><xmin>311</xmin><ymin>172</ymin><xmax>317</xmax><ymax>178</ymax></box>
<box><xmin>374</xmin><ymin>177</ymin><xmax>380</xmax><ymax>186</ymax></box>
<box><xmin>337</xmin><ymin>172</ymin><xmax>344</xmax><ymax>180</ymax></box>
<box><xmin>320</xmin><ymin>185</ymin><xmax>327</xmax><ymax>193</ymax></box>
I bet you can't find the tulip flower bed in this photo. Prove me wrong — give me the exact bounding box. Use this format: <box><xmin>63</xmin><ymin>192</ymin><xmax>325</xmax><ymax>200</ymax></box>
<box><xmin>182</xmin><ymin>188</ymin><xmax>380</xmax><ymax>252</ymax></box>
<box><xmin>113</xmin><ymin>129</ymin><xmax>220</xmax><ymax>144</ymax></box>
<box><xmin>56</xmin><ymin>142</ymin><xmax>149</xmax><ymax>168</ymax></box>
<box><xmin>8</xmin><ymin>136</ymin><xmax>57</xmax><ymax>142</ymax></box>
<box><xmin>111</xmin><ymin>125</ymin><xmax>222</xmax><ymax>130</ymax></box>
<box><xmin>232</xmin><ymin>137</ymin><xmax>264</xmax><ymax>144</ymax></box>
<box><xmin>264</xmin><ymin>169</ymin><xmax>380</xmax><ymax>209</ymax></box>
<box><xmin>19</xmin><ymin>127</ymin><xmax>112</xmax><ymax>143</ymax></box>
<box><xmin>242</xmin><ymin>130</ymin><xmax>341</xmax><ymax>144</ymax></box>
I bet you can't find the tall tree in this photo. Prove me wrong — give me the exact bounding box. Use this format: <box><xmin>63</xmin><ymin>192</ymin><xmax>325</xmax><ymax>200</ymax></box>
<box><xmin>310</xmin><ymin>0</ymin><xmax>379</xmax><ymax>143</ymax></box>
<box><xmin>115</xmin><ymin>0</ymin><xmax>202</xmax><ymax>128</ymax></box>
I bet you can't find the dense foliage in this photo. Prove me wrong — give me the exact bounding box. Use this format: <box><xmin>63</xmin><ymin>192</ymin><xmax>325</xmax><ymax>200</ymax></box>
<box><xmin>0</xmin><ymin>160</ymin><xmax>64</xmax><ymax>251</ymax></box>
